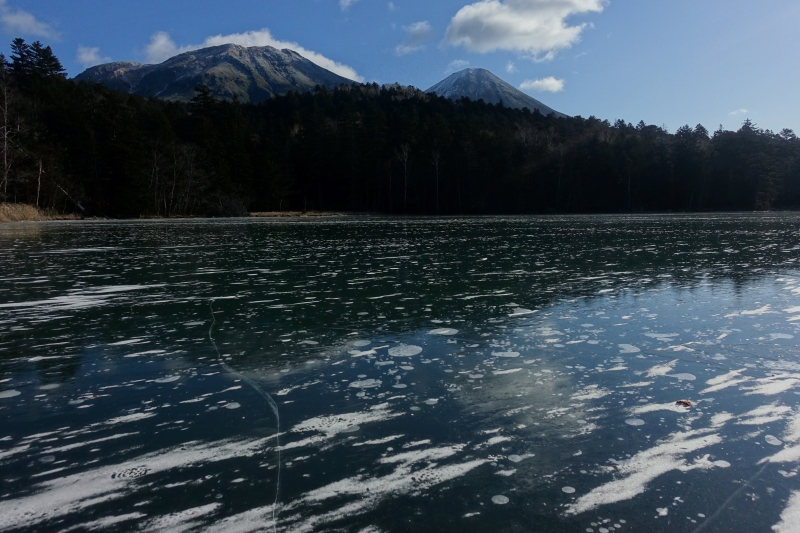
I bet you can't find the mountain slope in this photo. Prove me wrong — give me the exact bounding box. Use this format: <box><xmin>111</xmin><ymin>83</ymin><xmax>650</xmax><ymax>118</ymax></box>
<box><xmin>75</xmin><ymin>44</ymin><xmax>355</xmax><ymax>103</ymax></box>
<box><xmin>427</xmin><ymin>68</ymin><xmax>566</xmax><ymax>118</ymax></box>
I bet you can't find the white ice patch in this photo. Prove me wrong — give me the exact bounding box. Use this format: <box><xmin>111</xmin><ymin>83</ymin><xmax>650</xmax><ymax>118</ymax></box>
<box><xmin>700</xmin><ymin>369</ymin><xmax>750</xmax><ymax>394</ymax></box>
<box><xmin>388</xmin><ymin>345</ymin><xmax>422</xmax><ymax>357</ymax></box>
<box><xmin>564</xmin><ymin>429</ymin><xmax>723</xmax><ymax>515</ymax></box>
<box><xmin>353</xmin><ymin>435</ymin><xmax>404</xmax><ymax>447</ymax></box>
<box><xmin>618</xmin><ymin>344</ymin><xmax>640</xmax><ymax>354</ymax></box>
<box><xmin>766</xmin><ymin>435</ymin><xmax>784</xmax><ymax>446</ymax></box>
<box><xmin>283</xmin><ymin>403</ymin><xmax>403</xmax><ymax>450</ymax></box>
<box><xmin>349</xmin><ymin>379</ymin><xmax>382</xmax><ymax>389</ymax></box>
<box><xmin>276</xmin><ymin>445</ymin><xmax>487</xmax><ymax>531</ymax></box>
<box><xmin>772</xmin><ymin>491</ymin><xmax>800</xmax><ymax>533</ymax></box>
<box><xmin>644</xmin><ymin>333</ymin><xmax>679</xmax><ymax>341</ymax></box>
<box><xmin>154</xmin><ymin>376</ymin><xmax>181</xmax><ymax>384</ymax></box>
<box><xmin>140</xmin><ymin>503</ymin><xmax>221</xmax><ymax>533</ymax></box>
<box><xmin>646</xmin><ymin>359</ymin><xmax>678</xmax><ymax>378</ymax></box>
<box><xmin>629</xmin><ymin>403</ymin><xmax>689</xmax><ymax>415</ymax></box>
<box><xmin>0</xmin><ymin>435</ymin><xmax>275</xmax><ymax>531</ymax></box>
<box><xmin>726</xmin><ymin>305</ymin><xmax>775</xmax><ymax>317</ymax></box>
<box><xmin>737</xmin><ymin>403</ymin><xmax>792</xmax><ymax>426</ymax></box>
<box><xmin>494</xmin><ymin>368</ymin><xmax>522</xmax><ymax>376</ymax></box>
<box><xmin>743</xmin><ymin>375</ymin><xmax>800</xmax><ymax>396</ymax></box>
<box><xmin>429</xmin><ymin>328</ymin><xmax>458</xmax><ymax>336</ymax></box>
<box><xmin>0</xmin><ymin>390</ymin><xmax>21</xmax><ymax>399</ymax></box>
<box><xmin>104</xmin><ymin>412</ymin><xmax>157</xmax><ymax>426</ymax></box>
<box><xmin>492</xmin><ymin>495</ymin><xmax>510</xmax><ymax>504</ymax></box>
<box><xmin>572</xmin><ymin>386</ymin><xmax>612</xmax><ymax>402</ymax></box>
<box><xmin>492</xmin><ymin>351</ymin><xmax>520</xmax><ymax>358</ymax></box>
<box><xmin>667</xmin><ymin>373</ymin><xmax>696</xmax><ymax>381</ymax></box>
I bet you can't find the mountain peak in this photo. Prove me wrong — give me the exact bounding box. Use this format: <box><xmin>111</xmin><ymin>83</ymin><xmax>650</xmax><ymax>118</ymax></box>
<box><xmin>75</xmin><ymin>44</ymin><xmax>355</xmax><ymax>104</ymax></box>
<box><xmin>427</xmin><ymin>68</ymin><xmax>566</xmax><ymax>118</ymax></box>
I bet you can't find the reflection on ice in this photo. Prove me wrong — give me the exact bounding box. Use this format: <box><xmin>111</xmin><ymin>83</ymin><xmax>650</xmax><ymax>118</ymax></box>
<box><xmin>2</xmin><ymin>215</ymin><xmax>800</xmax><ymax>531</ymax></box>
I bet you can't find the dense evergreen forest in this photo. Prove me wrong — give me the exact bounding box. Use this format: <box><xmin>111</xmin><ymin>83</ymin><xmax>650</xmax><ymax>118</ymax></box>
<box><xmin>2</xmin><ymin>38</ymin><xmax>799</xmax><ymax>217</ymax></box>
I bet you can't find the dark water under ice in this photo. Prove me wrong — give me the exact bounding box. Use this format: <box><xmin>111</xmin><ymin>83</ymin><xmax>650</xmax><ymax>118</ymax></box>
<box><xmin>2</xmin><ymin>214</ymin><xmax>800</xmax><ymax>532</ymax></box>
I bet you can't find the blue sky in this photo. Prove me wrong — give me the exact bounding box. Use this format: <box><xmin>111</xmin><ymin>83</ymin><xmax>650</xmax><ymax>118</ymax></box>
<box><xmin>2</xmin><ymin>0</ymin><xmax>798</xmax><ymax>133</ymax></box>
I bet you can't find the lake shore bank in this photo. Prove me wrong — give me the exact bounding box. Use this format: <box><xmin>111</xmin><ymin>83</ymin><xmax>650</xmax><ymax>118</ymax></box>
<box><xmin>0</xmin><ymin>203</ymin><xmax>83</xmax><ymax>223</ymax></box>
<box><xmin>0</xmin><ymin>204</ymin><xmax>354</xmax><ymax>223</ymax></box>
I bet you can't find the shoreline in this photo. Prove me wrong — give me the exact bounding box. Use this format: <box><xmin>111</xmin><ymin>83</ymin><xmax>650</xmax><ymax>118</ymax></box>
<box><xmin>3</xmin><ymin>203</ymin><xmax>800</xmax><ymax>224</ymax></box>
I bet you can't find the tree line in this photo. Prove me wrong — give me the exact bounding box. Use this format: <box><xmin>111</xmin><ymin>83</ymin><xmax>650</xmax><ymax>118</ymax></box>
<box><xmin>1</xmin><ymin>39</ymin><xmax>799</xmax><ymax>217</ymax></box>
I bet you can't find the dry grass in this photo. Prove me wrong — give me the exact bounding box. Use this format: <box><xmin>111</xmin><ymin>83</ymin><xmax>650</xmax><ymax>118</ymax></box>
<box><xmin>0</xmin><ymin>203</ymin><xmax>82</xmax><ymax>222</ymax></box>
<box><xmin>250</xmin><ymin>211</ymin><xmax>345</xmax><ymax>217</ymax></box>
<box><xmin>0</xmin><ymin>203</ymin><xmax>41</xmax><ymax>222</ymax></box>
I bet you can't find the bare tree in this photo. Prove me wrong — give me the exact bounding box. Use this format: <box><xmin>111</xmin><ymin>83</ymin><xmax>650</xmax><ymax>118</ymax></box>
<box><xmin>395</xmin><ymin>143</ymin><xmax>410</xmax><ymax>211</ymax></box>
<box><xmin>36</xmin><ymin>159</ymin><xmax>42</xmax><ymax>208</ymax></box>
<box><xmin>0</xmin><ymin>68</ymin><xmax>22</xmax><ymax>201</ymax></box>
<box><xmin>431</xmin><ymin>150</ymin><xmax>441</xmax><ymax>215</ymax></box>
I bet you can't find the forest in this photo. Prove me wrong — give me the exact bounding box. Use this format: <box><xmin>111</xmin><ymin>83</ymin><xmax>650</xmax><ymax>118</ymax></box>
<box><xmin>1</xmin><ymin>38</ymin><xmax>799</xmax><ymax>217</ymax></box>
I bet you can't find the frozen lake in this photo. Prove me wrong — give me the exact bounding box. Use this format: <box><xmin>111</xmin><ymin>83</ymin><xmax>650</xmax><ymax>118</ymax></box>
<box><xmin>2</xmin><ymin>214</ymin><xmax>800</xmax><ymax>532</ymax></box>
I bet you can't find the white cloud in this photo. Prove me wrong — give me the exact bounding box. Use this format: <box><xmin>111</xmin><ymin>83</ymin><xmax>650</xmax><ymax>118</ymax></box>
<box><xmin>143</xmin><ymin>28</ymin><xmax>363</xmax><ymax>82</ymax></box>
<box><xmin>729</xmin><ymin>108</ymin><xmax>748</xmax><ymax>116</ymax></box>
<box><xmin>76</xmin><ymin>46</ymin><xmax>111</xmax><ymax>68</ymax></box>
<box><xmin>445</xmin><ymin>0</ymin><xmax>605</xmax><ymax>61</ymax></box>
<box><xmin>520</xmin><ymin>76</ymin><xmax>565</xmax><ymax>92</ymax></box>
<box><xmin>395</xmin><ymin>21</ymin><xmax>434</xmax><ymax>56</ymax></box>
<box><xmin>0</xmin><ymin>0</ymin><xmax>58</xmax><ymax>39</ymax></box>
<box><xmin>445</xmin><ymin>59</ymin><xmax>469</xmax><ymax>74</ymax></box>
<box><xmin>388</xmin><ymin>2</ymin><xmax>397</xmax><ymax>10</ymax></box>
<box><xmin>506</xmin><ymin>61</ymin><xmax>518</xmax><ymax>73</ymax></box>
<box><xmin>340</xmin><ymin>0</ymin><xmax>360</xmax><ymax>10</ymax></box>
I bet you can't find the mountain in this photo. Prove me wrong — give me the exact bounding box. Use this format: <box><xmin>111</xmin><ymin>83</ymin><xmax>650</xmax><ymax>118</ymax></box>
<box><xmin>426</xmin><ymin>68</ymin><xmax>566</xmax><ymax>118</ymax></box>
<box><xmin>74</xmin><ymin>44</ymin><xmax>355</xmax><ymax>104</ymax></box>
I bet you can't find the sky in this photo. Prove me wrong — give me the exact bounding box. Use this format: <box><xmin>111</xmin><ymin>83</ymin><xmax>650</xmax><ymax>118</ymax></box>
<box><xmin>2</xmin><ymin>0</ymin><xmax>798</xmax><ymax>133</ymax></box>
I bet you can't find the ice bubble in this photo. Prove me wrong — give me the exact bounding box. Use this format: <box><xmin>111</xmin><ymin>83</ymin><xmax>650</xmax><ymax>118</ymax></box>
<box><xmin>349</xmin><ymin>379</ymin><xmax>382</xmax><ymax>389</ymax></box>
<box><xmin>492</xmin><ymin>351</ymin><xmax>520</xmax><ymax>358</ymax></box>
<box><xmin>393</xmin><ymin>384</ymin><xmax>408</xmax><ymax>389</ymax></box>
<box><xmin>224</xmin><ymin>402</ymin><xmax>241</xmax><ymax>410</ymax></box>
<box><xmin>430</xmin><ymin>328</ymin><xmax>458</xmax><ymax>336</ymax></box>
<box><xmin>492</xmin><ymin>495</ymin><xmax>510</xmax><ymax>505</ymax></box>
<box><xmin>508</xmin><ymin>455</ymin><xmax>523</xmax><ymax>463</ymax></box>
<box><xmin>713</xmin><ymin>460</ymin><xmax>731</xmax><ymax>468</ymax></box>
<box><xmin>410</xmin><ymin>406</ymin><xmax>421</xmax><ymax>411</ymax></box>
<box><xmin>657</xmin><ymin>507</ymin><xmax>669</xmax><ymax>517</ymax></box>
<box><xmin>765</xmin><ymin>435</ymin><xmax>783</xmax><ymax>446</ymax></box>
<box><xmin>354</xmin><ymin>340</ymin><xmax>372</xmax><ymax>347</ymax></box>
<box><xmin>39</xmin><ymin>455</ymin><xmax>55</xmax><ymax>463</ymax></box>
<box><xmin>39</xmin><ymin>384</ymin><xmax>60</xmax><ymax>390</ymax></box>
<box><xmin>358</xmin><ymin>374</ymin><xmax>367</xmax><ymax>379</ymax></box>
<box><xmin>669</xmin><ymin>373</ymin><xmax>696</xmax><ymax>381</ymax></box>
<box><xmin>155</xmin><ymin>376</ymin><xmax>181</xmax><ymax>384</ymax></box>
<box><xmin>299</xmin><ymin>340</ymin><xmax>319</xmax><ymax>345</ymax></box>
<box><xmin>399</xmin><ymin>366</ymin><xmax>414</xmax><ymax>371</ymax></box>
<box><xmin>424</xmin><ymin>399</ymin><xmax>439</xmax><ymax>405</ymax></box>
<box><xmin>469</xmin><ymin>374</ymin><xmax>484</xmax><ymax>379</ymax></box>
<box><xmin>562</xmin><ymin>486</ymin><xmax>576</xmax><ymax>494</ymax></box>
<box><xmin>0</xmin><ymin>390</ymin><xmax>21</xmax><ymax>399</ymax></box>
<box><xmin>618</xmin><ymin>344</ymin><xmax>640</xmax><ymax>354</ymax></box>
<box><xmin>625</xmin><ymin>418</ymin><xmax>645</xmax><ymax>426</ymax></box>
<box><xmin>388</xmin><ymin>345</ymin><xmax>423</xmax><ymax>357</ymax></box>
